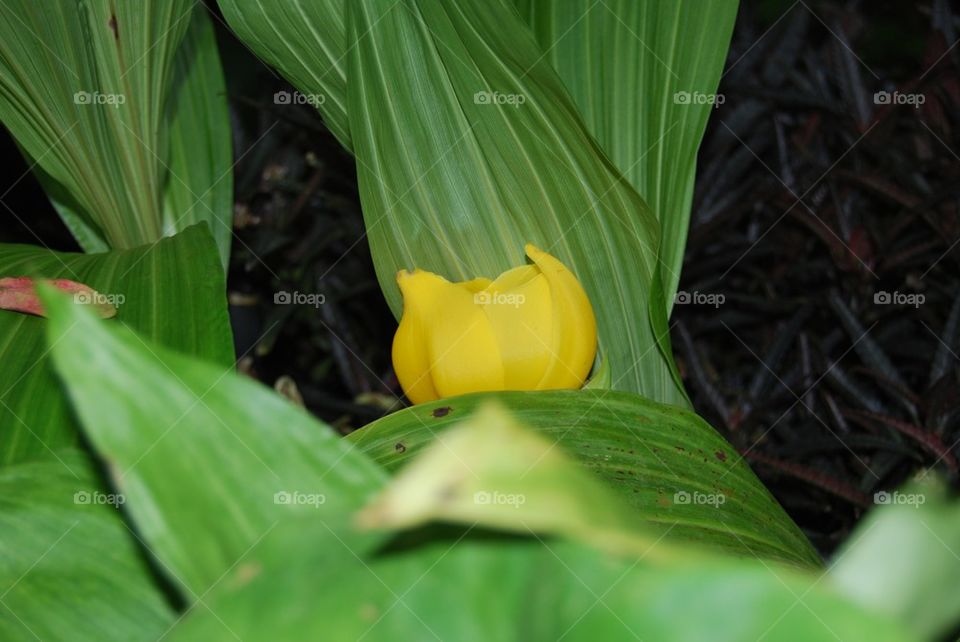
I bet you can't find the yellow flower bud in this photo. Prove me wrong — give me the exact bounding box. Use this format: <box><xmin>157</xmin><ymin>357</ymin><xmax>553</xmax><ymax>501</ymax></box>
<box><xmin>392</xmin><ymin>244</ymin><xmax>597</xmax><ymax>404</ymax></box>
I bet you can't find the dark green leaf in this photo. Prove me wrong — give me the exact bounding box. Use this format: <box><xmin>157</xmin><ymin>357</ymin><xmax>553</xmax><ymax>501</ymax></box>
<box><xmin>0</xmin><ymin>450</ymin><xmax>174</xmax><ymax>641</ymax></box>
<box><xmin>348</xmin><ymin>389</ymin><xmax>820</xmax><ymax>567</ymax></box>
<box><xmin>43</xmin><ymin>289</ymin><xmax>387</xmax><ymax>598</ymax></box>
<box><xmin>0</xmin><ymin>224</ymin><xmax>233</xmax><ymax>465</ymax></box>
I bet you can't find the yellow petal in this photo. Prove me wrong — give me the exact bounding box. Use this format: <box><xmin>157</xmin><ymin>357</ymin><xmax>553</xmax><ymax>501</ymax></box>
<box><xmin>392</xmin><ymin>270</ymin><xmax>442</xmax><ymax>404</ymax></box>
<box><xmin>393</xmin><ymin>269</ymin><xmax>504</xmax><ymax>403</ymax></box>
<box><xmin>479</xmin><ymin>266</ymin><xmax>553</xmax><ymax>389</ymax></box>
<box><xmin>525</xmin><ymin>244</ymin><xmax>597</xmax><ymax>389</ymax></box>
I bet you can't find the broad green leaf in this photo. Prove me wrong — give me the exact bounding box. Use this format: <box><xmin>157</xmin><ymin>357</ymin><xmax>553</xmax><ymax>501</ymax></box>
<box><xmin>0</xmin><ymin>450</ymin><xmax>174</xmax><ymax>641</ymax></box>
<box><xmin>829</xmin><ymin>476</ymin><xmax>960</xmax><ymax>640</ymax></box>
<box><xmin>346</xmin><ymin>0</ymin><xmax>685</xmax><ymax>405</ymax></box>
<box><xmin>164</xmin><ymin>9</ymin><xmax>234</xmax><ymax>270</ymax></box>
<box><xmin>168</xmin><ymin>407</ymin><xmax>908</xmax><ymax>642</ymax></box>
<box><xmin>0</xmin><ymin>0</ymin><xmax>193</xmax><ymax>247</ymax></box>
<box><xmin>516</xmin><ymin>0</ymin><xmax>738</xmax><ymax>308</ymax></box>
<box><xmin>348</xmin><ymin>389</ymin><xmax>820</xmax><ymax>567</ymax></box>
<box><xmin>0</xmin><ymin>2</ymin><xmax>232</xmax><ymax>265</ymax></box>
<box><xmin>169</xmin><ymin>536</ymin><xmax>913</xmax><ymax>642</ymax></box>
<box><xmin>216</xmin><ymin>0</ymin><xmax>351</xmax><ymax>148</ymax></box>
<box><xmin>359</xmin><ymin>402</ymin><xmax>659</xmax><ymax>558</ymax></box>
<box><xmin>43</xmin><ymin>289</ymin><xmax>387</xmax><ymax>598</ymax></box>
<box><xmin>0</xmin><ymin>224</ymin><xmax>233</xmax><ymax>466</ymax></box>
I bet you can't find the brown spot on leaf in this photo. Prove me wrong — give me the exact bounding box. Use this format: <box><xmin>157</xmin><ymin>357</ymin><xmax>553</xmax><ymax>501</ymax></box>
<box><xmin>394</xmin><ymin>442</ymin><xmax>406</xmax><ymax>453</ymax></box>
<box><xmin>432</xmin><ymin>406</ymin><xmax>452</xmax><ymax>418</ymax></box>
<box><xmin>108</xmin><ymin>14</ymin><xmax>118</xmax><ymax>40</ymax></box>
<box><xmin>715</xmin><ymin>451</ymin><xmax>727</xmax><ymax>462</ymax></box>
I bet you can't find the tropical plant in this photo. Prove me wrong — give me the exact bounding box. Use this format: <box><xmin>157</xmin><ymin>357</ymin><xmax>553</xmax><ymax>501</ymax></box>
<box><xmin>0</xmin><ymin>1</ymin><xmax>957</xmax><ymax>641</ymax></box>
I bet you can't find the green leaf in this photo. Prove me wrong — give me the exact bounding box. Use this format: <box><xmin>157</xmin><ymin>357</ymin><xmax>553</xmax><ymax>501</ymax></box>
<box><xmin>0</xmin><ymin>450</ymin><xmax>174</xmax><ymax>641</ymax></box>
<box><xmin>216</xmin><ymin>0</ymin><xmax>351</xmax><ymax>148</ymax></box>
<box><xmin>42</xmin><ymin>288</ymin><xmax>387</xmax><ymax>599</ymax></box>
<box><xmin>164</xmin><ymin>9</ymin><xmax>234</xmax><ymax>270</ymax></box>
<box><xmin>359</xmin><ymin>403</ymin><xmax>656</xmax><ymax>557</ymax></box>
<box><xmin>829</xmin><ymin>476</ymin><xmax>960</xmax><ymax>640</ymax></box>
<box><xmin>516</xmin><ymin>0</ymin><xmax>738</xmax><ymax>308</ymax></box>
<box><xmin>0</xmin><ymin>2</ymin><xmax>232</xmax><ymax>262</ymax></box>
<box><xmin>348</xmin><ymin>389</ymin><xmax>820</xmax><ymax>567</ymax></box>
<box><xmin>167</xmin><ymin>406</ymin><xmax>908</xmax><ymax>642</ymax></box>
<box><xmin>0</xmin><ymin>224</ymin><xmax>233</xmax><ymax>466</ymax></box>
<box><xmin>346</xmin><ymin>0</ymin><xmax>684</xmax><ymax>405</ymax></box>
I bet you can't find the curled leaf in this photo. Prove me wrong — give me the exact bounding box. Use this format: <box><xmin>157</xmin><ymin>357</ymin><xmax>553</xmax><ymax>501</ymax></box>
<box><xmin>0</xmin><ymin>277</ymin><xmax>118</xmax><ymax>319</ymax></box>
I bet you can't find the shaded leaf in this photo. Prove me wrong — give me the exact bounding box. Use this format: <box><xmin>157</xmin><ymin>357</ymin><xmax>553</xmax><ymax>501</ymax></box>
<box><xmin>347</xmin><ymin>389</ymin><xmax>820</xmax><ymax>567</ymax></box>
<box><xmin>0</xmin><ymin>450</ymin><xmax>174</xmax><ymax>641</ymax></box>
<box><xmin>43</xmin><ymin>287</ymin><xmax>387</xmax><ymax>598</ymax></box>
<box><xmin>0</xmin><ymin>224</ymin><xmax>233</xmax><ymax>466</ymax></box>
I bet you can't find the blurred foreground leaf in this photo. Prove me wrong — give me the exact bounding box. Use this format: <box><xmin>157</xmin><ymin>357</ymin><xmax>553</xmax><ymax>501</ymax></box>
<box><xmin>43</xmin><ymin>289</ymin><xmax>386</xmax><ymax>598</ymax></box>
<box><xmin>348</xmin><ymin>389</ymin><xmax>821</xmax><ymax>567</ymax></box>
<box><xmin>0</xmin><ymin>451</ymin><xmax>173</xmax><ymax>641</ymax></box>
<box><xmin>829</xmin><ymin>476</ymin><xmax>960</xmax><ymax>640</ymax></box>
<box><xmin>0</xmin><ymin>224</ymin><xmax>233</xmax><ymax>466</ymax></box>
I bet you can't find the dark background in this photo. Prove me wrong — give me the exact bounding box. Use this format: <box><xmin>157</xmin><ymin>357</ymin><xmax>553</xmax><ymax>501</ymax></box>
<box><xmin>1</xmin><ymin>0</ymin><xmax>957</xmax><ymax>556</ymax></box>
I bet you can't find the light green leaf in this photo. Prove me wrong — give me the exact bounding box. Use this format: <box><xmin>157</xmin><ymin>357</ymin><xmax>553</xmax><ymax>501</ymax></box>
<box><xmin>516</xmin><ymin>0</ymin><xmax>738</xmax><ymax>308</ymax></box>
<box><xmin>0</xmin><ymin>224</ymin><xmax>233</xmax><ymax>466</ymax></box>
<box><xmin>42</xmin><ymin>288</ymin><xmax>387</xmax><ymax>598</ymax></box>
<box><xmin>829</xmin><ymin>476</ymin><xmax>960</xmax><ymax>640</ymax></box>
<box><xmin>0</xmin><ymin>450</ymin><xmax>174</xmax><ymax>641</ymax></box>
<box><xmin>348</xmin><ymin>389</ymin><xmax>820</xmax><ymax>567</ymax></box>
<box><xmin>0</xmin><ymin>2</ymin><xmax>232</xmax><ymax>263</ymax></box>
<box><xmin>216</xmin><ymin>0</ymin><xmax>351</xmax><ymax>148</ymax></box>
<box><xmin>167</xmin><ymin>407</ymin><xmax>909</xmax><ymax>642</ymax></box>
<box><xmin>359</xmin><ymin>402</ymin><xmax>656</xmax><ymax>557</ymax></box>
<box><xmin>164</xmin><ymin>9</ymin><xmax>234</xmax><ymax>270</ymax></box>
<box><xmin>346</xmin><ymin>0</ymin><xmax>685</xmax><ymax>404</ymax></box>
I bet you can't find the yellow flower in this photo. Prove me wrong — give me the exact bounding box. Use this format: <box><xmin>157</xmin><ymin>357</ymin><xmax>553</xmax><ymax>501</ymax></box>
<box><xmin>392</xmin><ymin>244</ymin><xmax>597</xmax><ymax>404</ymax></box>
